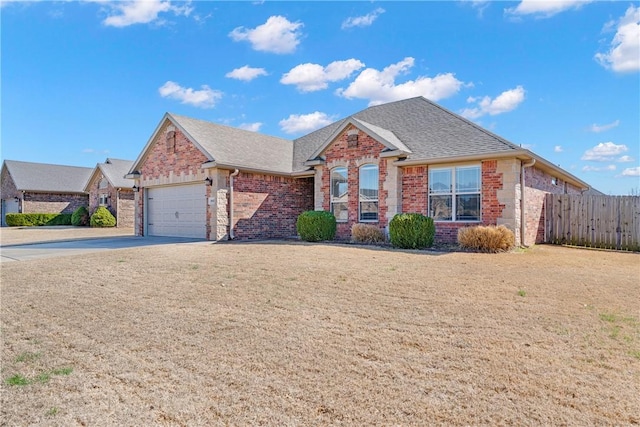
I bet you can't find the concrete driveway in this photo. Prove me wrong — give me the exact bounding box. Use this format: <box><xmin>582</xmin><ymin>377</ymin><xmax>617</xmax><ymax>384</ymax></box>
<box><xmin>0</xmin><ymin>235</ymin><xmax>206</xmax><ymax>263</ymax></box>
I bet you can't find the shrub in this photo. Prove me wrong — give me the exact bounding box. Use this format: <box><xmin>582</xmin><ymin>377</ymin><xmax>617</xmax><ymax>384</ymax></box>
<box><xmin>389</xmin><ymin>213</ymin><xmax>435</xmax><ymax>249</ymax></box>
<box><xmin>5</xmin><ymin>213</ymin><xmax>72</xmax><ymax>227</ymax></box>
<box><xmin>71</xmin><ymin>206</ymin><xmax>90</xmax><ymax>226</ymax></box>
<box><xmin>457</xmin><ymin>225</ymin><xmax>515</xmax><ymax>253</ymax></box>
<box><xmin>351</xmin><ymin>223</ymin><xmax>386</xmax><ymax>244</ymax></box>
<box><xmin>296</xmin><ymin>210</ymin><xmax>336</xmax><ymax>242</ymax></box>
<box><xmin>90</xmin><ymin>206</ymin><xmax>116</xmax><ymax>227</ymax></box>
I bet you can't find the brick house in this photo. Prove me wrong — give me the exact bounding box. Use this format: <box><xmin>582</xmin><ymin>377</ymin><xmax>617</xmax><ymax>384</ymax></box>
<box><xmin>127</xmin><ymin>97</ymin><xmax>592</xmax><ymax>246</ymax></box>
<box><xmin>84</xmin><ymin>158</ymin><xmax>135</xmax><ymax>228</ymax></box>
<box><xmin>1</xmin><ymin>160</ymin><xmax>92</xmax><ymax>226</ymax></box>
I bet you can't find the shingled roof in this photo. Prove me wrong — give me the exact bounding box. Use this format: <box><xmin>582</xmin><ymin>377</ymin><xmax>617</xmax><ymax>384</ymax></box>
<box><xmin>129</xmin><ymin>97</ymin><xmax>590</xmax><ymax>190</ymax></box>
<box><xmin>293</xmin><ymin>96</ymin><xmax>523</xmax><ymax>171</ymax></box>
<box><xmin>131</xmin><ymin>114</ymin><xmax>294</xmax><ymax>175</ymax></box>
<box><xmin>85</xmin><ymin>158</ymin><xmax>134</xmax><ymax>191</ymax></box>
<box><xmin>2</xmin><ymin>160</ymin><xmax>92</xmax><ymax>193</ymax></box>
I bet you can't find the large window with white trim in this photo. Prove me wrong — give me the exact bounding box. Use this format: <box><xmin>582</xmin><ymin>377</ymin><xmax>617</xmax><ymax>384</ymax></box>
<box><xmin>359</xmin><ymin>164</ymin><xmax>378</xmax><ymax>221</ymax></box>
<box><xmin>331</xmin><ymin>167</ymin><xmax>348</xmax><ymax>222</ymax></box>
<box><xmin>429</xmin><ymin>165</ymin><xmax>481</xmax><ymax>221</ymax></box>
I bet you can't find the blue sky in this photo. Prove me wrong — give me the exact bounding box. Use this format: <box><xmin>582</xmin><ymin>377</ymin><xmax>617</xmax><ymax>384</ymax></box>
<box><xmin>1</xmin><ymin>0</ymin><xmax>639</xmax><ymax>195</ymax></box>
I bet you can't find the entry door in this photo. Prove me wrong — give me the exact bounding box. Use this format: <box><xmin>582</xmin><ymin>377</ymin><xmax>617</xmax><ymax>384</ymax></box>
<box><xmin>146</xmin><ymin>184</ymin><xmax>206</xmax><ymax>238</ymax></box>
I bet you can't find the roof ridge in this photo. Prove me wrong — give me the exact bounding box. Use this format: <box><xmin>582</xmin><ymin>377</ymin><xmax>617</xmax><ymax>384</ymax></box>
<box><xmin>168</xmin><ymin>112</ymin><xmax>292</xmax><ymax>143</ymax></box>
<box><xmin>5</xmin><ymin>159</ymin><xmax>93</xmax><ymax>170</ymax></box>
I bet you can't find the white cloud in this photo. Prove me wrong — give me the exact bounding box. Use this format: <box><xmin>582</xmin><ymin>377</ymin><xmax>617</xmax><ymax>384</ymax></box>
<box><xmin>341</xmin><ymin>8</ymin><xmax>385</xmax><ymax>29</ymax></box>
<box><xmin>336</xmin><ymin>57</ymin><xmax>465</xmax><ymax>106</ymax></box>
<box><xmin>621</xmin><ymin>166</ymin><xmax>640</xmax><ymax>176</ymax></box>
<box><xmin>554</xmin><ymin>145</ymin><xmax>563</xmax><ymax>153</ymax></box>
<box><xmin>618</xmin><ymin>155</ymin><xmax>635</xmax><ymax>163</ymax></box>
<box><xmin>229</xmin><ymin>15</ymin><xmax>303</xmax><ymax>54</ymax></box>
<box><xmin>279</xmin><ymin>112</ymin><xmax>334</xmax><ymax>134</ymax></box>
<box><xmin>595</xmin><ymin>5</ymin><xmax>640</xmax><ymax>73</ymax></box>
<box><xmin>225</xmin><ymin>66</ymin><xmax>268</xmax><ymax>82</ymax></box>
<box><xmin>460</xmin><ymin>86</ymin><xmax>526</xmax><ymax>119</ymax></box>
<box><xmin>582</xmin><ymin>164</ymin><xmax>617</xmax><ymax>172</ymax></box>
<box><xmin>82</xmin><ymin>148</ymin><xmax>110</xmax><ymax>154</ymax></box>
<box><xmin>158</xmin><ymin>81</ymin><xmax>222</xmax><ymax>108</ymax></box>
<box><xmin>281</xmin><ymin>59</ymin><xmax>365</xmax><ymax>92</ymax></box>
<box><xmin>238</xmin><ymin>122</ymin><xmax>263</xmax><ymax>132</ymax></box>
<box><xmin>581</xmin><ymin>142</ymin><xmax>628</xmax><ymax>161</ymax></box>
<box><xmin>588</xmin><ymin>119</ymin><xmax>620</xmax><ymax>133</ymax></box>
<box><xmin>99</xmin><ymin>0</ymin><xmax>192</xmax><ymax>27</ymax></box>
<box><xmin>469</xmin><ymin>1</ymin><xmax>491</xmax><ymax>18</ymax></box>
<box><xmin>505</xmin><ymin>0</ymin><xmax>592</xmax><ymax>18</ymax></box>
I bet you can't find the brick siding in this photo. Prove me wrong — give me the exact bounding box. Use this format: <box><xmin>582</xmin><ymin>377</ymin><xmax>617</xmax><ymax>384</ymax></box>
<box><xmin>87</xmin><ymin>173</ymin><xmax>135</xmax><ymax>228</ymax></box>
<box><xmin>23</xmin><ymin>192</ymin><xmax>88</xmax><ymax>214</ymax></box>
<box><xmin>398</xmin><ymin>160</ymin><xmax>505</xmax><ymax>244</ymax></box>
<box><xmin>233</xmin><ymin>172</ymin><xmax>313</xmax><ymax>239</ymax></box>
<box><xmin>139</xmin><ymin>124</ymin><xmax>209</xmax><ymax>181</ymax></box>
<box><xmin>401</xmin><ymin>166</ymin><xmax>428</xmax><ymax>213</ymax></box>
<box><xmin>2</xmin><ymin>166</ymin><xmax>88</xmax><ymax>218</ymax></box>
<box><xmin>524</xmin><ymin>166</ymin><xmax>581</xmax><ymax>244</ymax></box>
<box><xmin>135</xmin><ymin>122</ymin><xmax>210</xmax><ymax>236</ymax></box>
<box><xmin>320</xmin><ymin>126</ymin><xmax>388</xmax><ymax>240</ymax></box>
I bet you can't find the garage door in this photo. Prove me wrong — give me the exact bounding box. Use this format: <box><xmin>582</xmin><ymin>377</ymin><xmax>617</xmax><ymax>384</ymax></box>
<box><xmin>1</xmin><ymin>198</ymin><xmax>20</xmax><ymax>227</ymax></box>
<box><xmin>147</xmin><ymin>184</ymin><xmax>206</xmax><ymax>238</ymax></box>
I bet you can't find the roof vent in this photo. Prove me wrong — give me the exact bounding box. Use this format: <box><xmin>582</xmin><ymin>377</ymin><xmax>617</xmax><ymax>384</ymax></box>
<box><xmin>347</xmin><ymin>129</ymin><xmax>359</xmax><ymax>148</ymax></box>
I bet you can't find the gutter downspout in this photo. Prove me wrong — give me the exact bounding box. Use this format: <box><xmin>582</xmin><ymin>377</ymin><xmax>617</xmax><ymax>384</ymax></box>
<box><xmin>520</xmin><ymin>159</ymin><xmax>536</xmax><ymax>247</ymax></box>
<box><xmin>229</xmin><ymin>169</ymin><xmax>240</xmax><ymax>240</ymax></box>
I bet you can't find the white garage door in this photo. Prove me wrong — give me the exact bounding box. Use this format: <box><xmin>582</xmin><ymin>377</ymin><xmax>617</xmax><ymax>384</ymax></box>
<box><xmin>2</xmin><ymin>199</ymin><xmax>20</xmax><ymax>227</ymax></box>
<box><xmin>147</xmin><ymin>184</ymin><xmax>206</xmax><ymax>238</ymax></box>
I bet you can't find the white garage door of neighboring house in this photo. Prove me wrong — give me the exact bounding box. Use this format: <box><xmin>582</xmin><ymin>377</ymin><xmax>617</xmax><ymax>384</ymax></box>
<box><xmin>147</xmin><ymin>184</ymin><xmax>206</xmax><ymax>238</ymax></box>
<box><xmin>1</xmin><ymin>198</ymin><xmax>20</xmax><ymax>227</ymax></box>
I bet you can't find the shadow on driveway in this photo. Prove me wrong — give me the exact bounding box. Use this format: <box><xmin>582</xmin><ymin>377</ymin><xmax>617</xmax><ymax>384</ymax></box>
<box><xmin>0</xmin><ymin>236</ymin><xmax>206</xmax><ymax>263</ymax></box>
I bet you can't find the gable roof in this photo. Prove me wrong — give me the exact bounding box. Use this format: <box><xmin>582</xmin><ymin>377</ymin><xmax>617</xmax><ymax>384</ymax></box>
<box><xmin>307</xmin><ymin>117</ymin><xmax>412</xmax><ymax>161</ymax></box>
<box><xmin>294</xmin><ymin>96</ymin><xmax>524</xmax><ymax>171</ymax></box>
<box><xmin>129</xmin><ymin>97</ymin><xmax>591</xmax><ymax>190</ymax></box>
<box><xmin>85</xmin><ymin>158</ymin><xmax>134</xmax><ymax>191</ymax></box>
<box><xmin>130</xmin><ymin>113</ymin><xmax>294</xmax><ymax>175</ymax></box>
<box><xmin>2</xmin><ymin>160</ymin><xmax>92</xmax><ymax>194</ymax></box>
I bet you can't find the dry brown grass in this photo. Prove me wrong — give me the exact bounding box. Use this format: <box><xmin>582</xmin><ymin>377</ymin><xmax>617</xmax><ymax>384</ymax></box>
<box><xmin>1</xmin><ymin>239</ymin><xmax>639</xmax><ymax>426</ymax></box>
<box><xmin>351</xmin><ymin>223</ymin><xmax>386</xmax><ymax>244</ymax></box>
<box><xmin>458</xmin><ymin>225</ymin><xmax>516</xmax><ymax>252</ymax></box>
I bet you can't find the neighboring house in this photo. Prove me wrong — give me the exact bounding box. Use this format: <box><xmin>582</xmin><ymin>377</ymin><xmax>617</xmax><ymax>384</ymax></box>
<box><xmin>1</xmin><ymin>160</ymin><xmax>92</xmax><ymax>226</ymax></box>
<box><xmin>84</xmin><ymin>158</ymin><xmax>135</xmax><ymax>228</ymax></box>
<box><xmin>127</xmin><ymin>96</ymin><xmax>593</xmax><ymax>246</ymax></box>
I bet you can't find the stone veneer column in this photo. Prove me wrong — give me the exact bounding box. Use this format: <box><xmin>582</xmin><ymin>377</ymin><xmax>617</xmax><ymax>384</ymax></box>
<box><xmin>208</xmin><ymin>168</ymin><xmax>230</xmax><ymax>241</ymax></box>
<box><xmin>495</xmin><ymin>158</ymin><xmax>522</xmax><ymax>246</ymax></box>
<box><xmin>314</xmin><ymin>166</ymin><xmax>324</xmax><ymax>211</ymax></box>
<box><xmin>383</xmin><ymin>159</ymin><xmax>402</xmax><ymax>227</ymax></box>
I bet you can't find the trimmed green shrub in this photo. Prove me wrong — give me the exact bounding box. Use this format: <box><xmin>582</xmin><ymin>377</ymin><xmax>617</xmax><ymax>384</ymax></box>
<box><xmin>90</xmin><ymin>206</ymin><xmax>116</xmax><ymax>227</ymax></box>
<box><xmin>5</xmin><ymin>213</ymin><xmax>72</xmax><ymax>227</ymax></box>
<box><xmin>296</xmin><ymin>210</ymin><xmax>336</xmax><ymax>242</ymax></box>
<box><xmin>389</xmin><ymin>213</ymin><xmax>435</xmax><ymax>249</ymax></box>
<box><xmin>458</xmin><ymin>225</ymin><xmax>515</xmax><ymax>253</ymax></box>
<box><xmin>351</xmin><ymin>223</ymin><xmax>386</xmax><ymax>244</ymax></box>
<box><xmin>71</xmin><ymin>206</ymin><xmax>90</xmax><ymax>226</ymax></box>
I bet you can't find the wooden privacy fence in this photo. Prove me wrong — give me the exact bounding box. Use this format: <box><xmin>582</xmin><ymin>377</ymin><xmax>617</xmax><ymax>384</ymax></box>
<box><xmin>545</xmin><ymin>194</ymin><xmax>640</xmax><ymax>251</ymax></box>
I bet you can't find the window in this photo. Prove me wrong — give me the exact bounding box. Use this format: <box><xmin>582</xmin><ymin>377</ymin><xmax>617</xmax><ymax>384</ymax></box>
<box><xmin>359</xmin><ymin>164</ymin><xmax>378</xmax><ymax>221</ymax></box>
<box><xmin>98</xmin><ymin>178</ymin><xmax>108</xmax><ymax>189</ymax></box>
<box><xmin>99</xmin><ymin>194</ymin><xmax>109</xmax><ymax>206</ymax></box>
<box><xmin>429</xmin><ymin>165</ymin><xmax>480</xmax><ymax>221</ymax></box>
<box><xmin>331</xmin><ymin>167</ymin><xmax>348</xmax><ymax>222</ymax></box>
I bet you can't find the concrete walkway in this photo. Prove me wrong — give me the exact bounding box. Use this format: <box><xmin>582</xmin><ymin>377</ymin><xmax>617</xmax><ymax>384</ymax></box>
<box><xmin>0</xmin><ymin>235</ymin><xmax>206</xmax><ymax>263</ymax></box>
